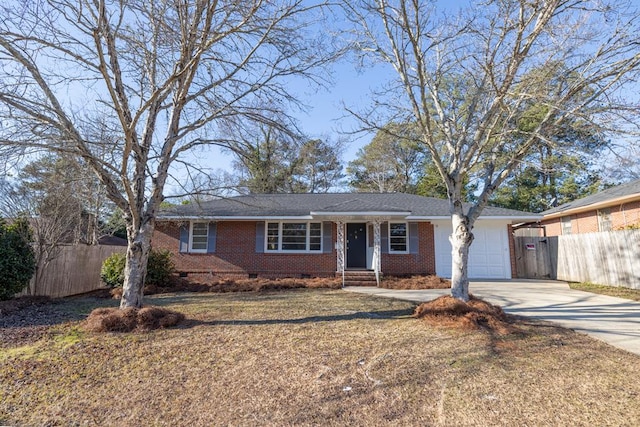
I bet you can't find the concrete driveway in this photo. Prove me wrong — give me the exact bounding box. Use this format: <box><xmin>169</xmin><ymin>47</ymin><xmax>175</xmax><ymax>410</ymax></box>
<box><xmin>344</xmin><ymin>280</ymin><xmax>640</xmax><ymax>356</ymax></box>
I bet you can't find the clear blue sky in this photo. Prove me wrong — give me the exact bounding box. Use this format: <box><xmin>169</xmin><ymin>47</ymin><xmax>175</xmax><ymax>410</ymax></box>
<box><xmin>293</xmin><ymin>61</ymin><xmax>391</xmax><ymax>159</ymax></box>
<box><xmin>187</xmin><ymin>58</ymin><xmax>392</xmax><ymax>183</ymax></box>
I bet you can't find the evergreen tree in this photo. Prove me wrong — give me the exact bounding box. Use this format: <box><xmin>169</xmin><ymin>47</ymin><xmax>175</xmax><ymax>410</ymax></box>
<box><xmin>347</xmin><ymin>122</ymin><xmax>425</xmax><ymax>193</ymax></box>
<box><xmin>0</xmin><ymin>217</ymin><xmax>36</xmax><ymax>300</ymax></box>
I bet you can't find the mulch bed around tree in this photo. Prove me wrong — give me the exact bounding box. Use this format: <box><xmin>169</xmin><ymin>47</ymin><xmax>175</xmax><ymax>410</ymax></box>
<box><xmin>414</xmin><ymin>294</ymin><xmax>520</xmax><ymax>335</ymax></box>
<box><xmin>84</xmin><ymin>306</ymin><xmax>185</xmax><ymax>332</ymax></box>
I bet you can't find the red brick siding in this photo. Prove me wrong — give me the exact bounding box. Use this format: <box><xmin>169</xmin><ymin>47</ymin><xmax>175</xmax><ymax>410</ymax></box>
<box><xmin>541</xmin><ymin>219</ymin><xmax>563</xmax><ymax>236</ymax></box>
<box><xmin>612</xmin><ymin>200</ymin><xmax>640</xmax><ymax>229</ymax></box>
<box><xmin>381</xmin><ymin>222</ymin><xmax>436</xmax><ymax>276</ymax></box>
<box><xmin>570</xmin><ymin>211</ymin><xmax>599</xmax><ymax>234</ymax></box>
<box><xmin>542</xmin><ymin>200</ymin><xmax>640</xmax><ymax>236</ymax></box>
<box><xmin>153</xmin><ymin>221</ymin><xmax>336</xmax><ymax>279</ymax></box>
<box><xmin>153</xmin><ymin>220</ymin><xmax>438</xmax><ymax>280</ymax></box>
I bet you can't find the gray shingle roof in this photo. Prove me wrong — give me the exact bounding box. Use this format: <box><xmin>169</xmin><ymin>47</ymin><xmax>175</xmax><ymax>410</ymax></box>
<box><xmin>541</xmin><ymin>178</ymin><xmax>640</xmax><ymax>216</ymax></box>
<box><xmin>158</xmin><ymin>193</ymin><xmax>538</xmax><ymax>220</ymax></box>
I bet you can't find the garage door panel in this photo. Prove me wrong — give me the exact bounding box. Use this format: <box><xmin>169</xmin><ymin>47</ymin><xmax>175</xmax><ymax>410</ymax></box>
<box><xmin>434</xmin><ymin>221</ymin><xmax>511</xmax><ymax>279</ymax></box>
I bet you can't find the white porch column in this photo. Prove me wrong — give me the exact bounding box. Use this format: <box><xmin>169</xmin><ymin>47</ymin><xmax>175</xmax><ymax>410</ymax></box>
<box><xmin>336</xmin><ymin>221</ymin><xmax>345</xmax><ymax>287</ymax></box>
<box><xmin>372</xmin><ymin>219</ymin><xmax>381</xmax><ymax>286</ymax></box>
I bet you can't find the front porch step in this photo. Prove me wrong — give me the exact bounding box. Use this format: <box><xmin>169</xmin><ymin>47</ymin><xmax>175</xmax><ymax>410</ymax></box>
<box><xmin>340</xmin><ymin>270</ymin><xmax>380</xmax><ymax>287</ymax></box>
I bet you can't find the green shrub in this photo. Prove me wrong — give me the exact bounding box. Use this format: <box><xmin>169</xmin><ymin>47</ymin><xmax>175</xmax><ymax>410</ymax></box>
<box><xmin>100</xmin><ymin>249</ymin><xmax>175</xmax><ymax>288</ymax></box>
<box><xmin>100</xmin><ymin>252</ymin><xmax>126</xmax><ymax>288</ymax></box>
<box><xmin>0</xmin><ymin>217</ymin><xmax>36</xmax><ymax>300</ymax></box>
<box><xmin>146</xmin><ymin>249</ymin><xmax>175</xmax><ymax>287</ymax></box>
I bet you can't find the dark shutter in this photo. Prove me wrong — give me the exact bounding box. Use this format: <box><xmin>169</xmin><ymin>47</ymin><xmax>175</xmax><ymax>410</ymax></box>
<box><xmin>381</xmin><ymin>222</ymin><xmax>389</xmax><ymax>254</ymax></box>
<box><xmin>409</xmin><ymin>223</ymin><xmax>419</xmax><ymax>254</ymax></box>
<box><xmin>255</xmin><ymin>222</ymin><xmax>265</xmax><ymax>253</ymax></box>
<box><xmin>207</xmin><ymin>222</ymin><xmax>217</xmax><ymax>253</ymax></box>
<box><xmin>322</xmin><ymin>222</ymin><xmax>333</xmax><ymax>253</ymax></box>
<box><xmin>179</xmin><ymin>224</ymin><xmax>189</xmax><ymax>253</ymax></box>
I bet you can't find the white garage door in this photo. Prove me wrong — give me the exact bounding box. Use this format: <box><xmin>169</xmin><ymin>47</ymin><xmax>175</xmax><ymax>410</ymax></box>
<box><xmin>434</xmin><ymin>220</ymin><xmax>512</xmax><ymax>279</ymax></box>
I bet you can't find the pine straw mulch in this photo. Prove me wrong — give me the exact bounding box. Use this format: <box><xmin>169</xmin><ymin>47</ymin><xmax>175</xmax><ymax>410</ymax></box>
<box><xmin>109</xmin><ymin>276</ymin><xmax>343</xmax><ymax>299</ymax></box>
<box><xmin>0</xmin><ymin>296</ymin><xmax>67</xmax><ymax>346</ymax></box>
<box><xmin>109</xmin><ymin>274</ymin><xmax>451</xmax><ymax>299</ymax></box>
<box><xmin>84</xmin><ymin>306</ymin><xmax>185</xmax><ymax>333</ymax></box>
<box><xmin>414</xmin><ymin>294</ymin><xmax>519</xmax><ymax>335</ymax></box>
<box><xmin>380</xmin><ymin>275</ymin><xmax>451</xmax><ymax>290</ymax></box>
<box><xmin>0</xmin><ymin>296</ymin><xmax>52</xmax><ymax>316</ymax></box>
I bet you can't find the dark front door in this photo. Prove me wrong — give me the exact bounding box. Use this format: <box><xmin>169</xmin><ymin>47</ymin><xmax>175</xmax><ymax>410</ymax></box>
<box><xmin>346</xmin><ymin>223</ymin><xmax>367</xmax><ymax>269</ymax></box>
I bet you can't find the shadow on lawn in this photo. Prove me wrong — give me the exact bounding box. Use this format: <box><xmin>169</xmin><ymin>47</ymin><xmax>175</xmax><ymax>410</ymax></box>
<box><xmin>181</xmin><ymin>308</ymin><xmax>414</xmax><ymax>328</ymax></box>
<box><xmin>1</xmin><ymin>291</ymin><xmax>414</xmax><ymax>332</ymax></box>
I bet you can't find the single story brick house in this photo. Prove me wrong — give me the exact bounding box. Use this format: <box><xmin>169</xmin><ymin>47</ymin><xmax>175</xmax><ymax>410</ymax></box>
<box><xmin>153</xmin><ymin>193</ymin><xmax>539</xmax><ymax>284</ymax></box>
<box><xmin>539</xmin><ymin>178</ymin><xmax>640</xmax><ymax>236</ymax></box>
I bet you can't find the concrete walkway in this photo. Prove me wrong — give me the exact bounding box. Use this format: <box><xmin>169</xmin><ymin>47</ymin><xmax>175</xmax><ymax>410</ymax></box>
<box><xmin>344</xmin><ymin>280</ymin><xmax>640</xmax><ymax>356</ymax></box>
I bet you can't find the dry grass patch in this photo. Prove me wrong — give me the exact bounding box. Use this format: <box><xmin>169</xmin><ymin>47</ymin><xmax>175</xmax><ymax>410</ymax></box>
<box><xmin>85</xmin><ymin>306</ymin><xmax>185</xmax><ymax>332</ymax></box>
<box><xmin>2</xmin><ymin>289</ymin><xmax>640</xmax><ymax>426</ymax></box>
<box><xmin>570</xmin><ymin>282</ymin><xmax>640</xmax><ymax>301</ymax></box>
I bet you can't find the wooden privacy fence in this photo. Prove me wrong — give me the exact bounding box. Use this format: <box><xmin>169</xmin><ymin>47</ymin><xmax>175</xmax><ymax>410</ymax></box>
<box><xmin>515</xmin><ymin>229</ymin><xmax>640</xmax><ymax>289</ymax></box>
<box><xmin>22</xmin><ymin>244</ymin><xmax>127</xmax><ymax>298</ymax></box>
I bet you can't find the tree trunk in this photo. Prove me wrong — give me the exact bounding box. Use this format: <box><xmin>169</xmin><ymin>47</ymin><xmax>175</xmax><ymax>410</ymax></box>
<box><xmin>120</xmin><ymin>220</ymin><xmax>154</xmax><ymax>309</ymax></box>
<box><xmin>450</xmin><ymin>212</ymin><xmax>474</xmax><ymax>302</ymax></box>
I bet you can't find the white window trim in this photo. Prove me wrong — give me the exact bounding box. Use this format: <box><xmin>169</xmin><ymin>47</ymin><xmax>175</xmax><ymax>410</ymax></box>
<box><xmin>597</xmin><ymin>208</ymin><xmax>612</xmax><ymax>232</ymax></box>
<box><xmin>388</xmin><ymin>221</ymin><xmax>409</xmax><ymax>254</ymax></box>
<box><xmin>561</xmin><ymin>216</ymin><xmax>572</xmax><ymax>235</ymax></box>
<box><xmin>189</xmin><ymin>221</ymin><xmax>208</xmax><ymax>253</ymax></box>
<box><xmin>265</xmin><ymin>221</ymin><xmax>323</xmax><ymax>253</ymax></box>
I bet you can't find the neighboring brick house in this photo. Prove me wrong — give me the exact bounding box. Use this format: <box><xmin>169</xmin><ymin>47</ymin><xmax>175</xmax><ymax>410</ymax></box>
<box><xmin>153</xmin><ymin>193</ymin><xmax>538</xmax><ymax>284</ymax></box>
<box><xmin>539</xmin><ymin>179</ymin><xmax>640</xmax><ymax>236</ymax></box>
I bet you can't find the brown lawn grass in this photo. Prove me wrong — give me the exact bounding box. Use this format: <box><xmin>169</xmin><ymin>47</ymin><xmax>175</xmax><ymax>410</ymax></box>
<box><xmin>2</xmin><ymin>289</ymin><xmax>640</xmax><ymax>426</ymax></box>
<box><xmin>570</xmin><ymin>282</ymin><xmax>640</xmax><ymax>301</ymax></box>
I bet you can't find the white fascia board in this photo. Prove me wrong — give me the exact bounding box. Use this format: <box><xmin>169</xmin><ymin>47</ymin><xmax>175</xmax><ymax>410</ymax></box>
<box><xmin>406</xmin><ymin>215</ymin><xmax>542</xmax><ymax>222</ymax></box>
<box><xmin>157</xmin><ymin>215</ymin><xmax>314</xmax><ymax>221</ymax></box>
<box><xmin>404</xmin><ymin>216</ymin><xmax>449</xmax><ymax>221</ymax></box>
<box><xmin>159</xmin><ymin>214</ymin><xmax>541</xmax><ymax>222</ymax></box>
<box><xmin>310</xmin><ymin>211</ymin><xmax>412</xmax><ymax>217</ymax></box>
<box><xmin>478</xmin><ymin>215</ymin><xmax>542</xmax><ymax>222</ymax></box>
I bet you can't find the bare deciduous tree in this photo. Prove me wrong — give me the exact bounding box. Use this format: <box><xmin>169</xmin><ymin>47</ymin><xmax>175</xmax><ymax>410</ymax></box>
<box><xmin>1</xmin><ymin>176</ymin><xmax>80</xmax><ymax>295</ymax></box>
<box><xmin>0</xmin><ymin>154</ymin><xmax>125</xmax><ymax>294</ymax></box>
<box><xmin>345</xmin><ymin>0</ymin><xmax>640</xmax><ymax>300</ymax></box>
<box><xmin>0</xmin><ymin>0</ymin><xmax>340</xmax><ymax>308</ymax></box>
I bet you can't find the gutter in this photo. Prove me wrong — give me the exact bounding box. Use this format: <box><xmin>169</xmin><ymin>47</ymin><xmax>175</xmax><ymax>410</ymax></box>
<box><xmin>407</xmin><ymin>215</ymin><xmax>542</xmax><ymax>222</ymax></box>
<box><xmin>157</xmin><ymin>214</ymin><xmax>543</xmax><ymax>222</ymax></box>
<box><xmin>157</xmin><ymin>215</ymin><xmax>314</xmax><ymax>221</ymax></box>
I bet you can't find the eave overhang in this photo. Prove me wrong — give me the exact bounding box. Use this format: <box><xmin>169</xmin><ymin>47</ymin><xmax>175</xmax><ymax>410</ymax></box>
<box><xmin>157</xmin><ymin>213</ymin><xmax>542</xmax><ymax>223</ymax></box>
<box><xmin>310</xmin><ymin>210</ymin><xmax>412</xmax><ymax>219</ymax></box>
<box><xmin>541</xmin><ymin>194</ymin><xmax>640</xmax><ymax>221</ymax></box>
